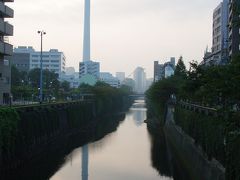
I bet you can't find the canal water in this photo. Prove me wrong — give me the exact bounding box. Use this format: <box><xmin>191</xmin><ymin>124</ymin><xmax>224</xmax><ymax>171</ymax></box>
<box><xmin>49</xmin><ymin>100</ymin><xmax>188</xmax><ymax>180</ymax></box>
<box><xmin>3</xmin><ymin>99</ymin><xmax>190</xmax><ymax>180</ymax></box>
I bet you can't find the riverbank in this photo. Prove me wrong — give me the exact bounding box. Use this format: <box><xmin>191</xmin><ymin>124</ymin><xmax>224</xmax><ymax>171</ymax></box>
<box><xmin>164</xmin><ymin>105</ymin><xmax>225</xmax><ymax>180</ymax></box>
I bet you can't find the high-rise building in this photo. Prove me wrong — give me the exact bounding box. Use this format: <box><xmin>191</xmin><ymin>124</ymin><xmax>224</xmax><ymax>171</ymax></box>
<box><xmin>229</xmin><ymin>0</ymin><xmax>240</xmax><ymax>59</ymax></box>
<box><xmin>79</xmin><ymin>0</ymin><xmax>100</xmax><ymax>82</ymax></box>
<box><xmin>0</xmin><ymin>0</ymin><xmax>14</xmax><ymax>105</ymax></box>
<box><xmin>203</xmin><ymin>0</ymin><xmax>229</xmax><ymax>65</ymax></box>
<box><xmin>154</xmin><ymin>61</ymin><xmax>164</xmax><ymax>82</ymax></box>
<box><xmin>116</xmin><ymin>72</ymin><xmax>125</xmax><ymax>83</ymax></box>
<box><xmin>12</xmin><ymin>46</ymin><xmax>66</xmax><ymax>77</ymax></box>
<box><xmin>154</xmin><ymin>57</ymin><xmax>175</xmax><ymax>82</ymax></box>
<box><xmin>133</xmin><ymin>67</ymin><xmax>146</xmax><ymax>94</ymax></box>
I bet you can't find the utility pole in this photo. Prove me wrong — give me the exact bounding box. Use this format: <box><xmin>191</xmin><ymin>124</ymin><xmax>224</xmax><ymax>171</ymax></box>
<box><xmin>38</xmin><ymin>30</ymin><xmax>46</xmax><ymax>104</ymax></box>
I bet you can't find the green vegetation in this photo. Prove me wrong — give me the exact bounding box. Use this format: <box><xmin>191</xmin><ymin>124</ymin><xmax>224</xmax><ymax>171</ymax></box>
<box><xmin>0</xmin><ymin>108</ymin><xmax>19</xmax><ymax>153</ymax></box>
<box><xmin>174</xmin><ymin>107</ymin><xmax>226</xmax><ymax>164</ymax></box>
<box><xmin>77</xmin><ymin>82</ymin><xmax>133</xmax><ymax>114</ymax></box>
<box><xmin>11</xmin><ymin>66</ymin><xmax>71</xmax><ymax>101</ymax></box>
<box><xmin>11</xmin><ymin>66</ymin><xmax>133</xmax><ymax>105</ymax></box>
<box><xmin>146</xmin><ymin>56</ymin><xmax>240</xmax><ymax>179</ymax></box>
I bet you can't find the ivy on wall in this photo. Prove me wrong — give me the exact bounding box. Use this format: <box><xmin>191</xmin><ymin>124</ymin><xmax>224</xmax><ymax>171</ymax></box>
<box><xmin>0</xmin><ymin>108</ymin><xmax>20</xmax><ymax>153</ymax></box>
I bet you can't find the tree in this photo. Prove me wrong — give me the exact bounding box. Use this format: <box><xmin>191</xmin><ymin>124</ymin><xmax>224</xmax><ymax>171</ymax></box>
<box><xmin>60</xmin><ymin>81</ymin><xmax>70</xmax><ymax>93</ymax></box>
<box><xmin>174</xmin><ymin>56</ymin><xmax>187</xmax><ymax>77</ymax></box>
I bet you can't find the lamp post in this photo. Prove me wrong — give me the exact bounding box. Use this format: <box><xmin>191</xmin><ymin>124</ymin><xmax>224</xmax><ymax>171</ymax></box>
<box><xmin>38</xmin><ymin>30</ymin><xmax>46</xmax><ymax>104</ymax></box>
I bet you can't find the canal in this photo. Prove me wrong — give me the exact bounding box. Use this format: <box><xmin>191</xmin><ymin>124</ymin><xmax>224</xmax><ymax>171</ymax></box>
<box><xmin>4</xmin><ymin>99</ymin><xmax>190</xmax><ymax>180</ymax></box>
<box><xmin>50</xmin><ymin>99</ymin><xmax>189</xmax><ymax>180</ymax></box>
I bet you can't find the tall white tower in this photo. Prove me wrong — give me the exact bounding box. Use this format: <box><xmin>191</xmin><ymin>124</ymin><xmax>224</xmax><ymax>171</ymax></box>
<box><xmin>79</xmin><ymin>0</ymin><xmax>100</xmax><ymax>82</ymax></box>
<box><xmin>83</xmin><ymin>0</ymin><xmax>91</xmax><ymax>62</ymax></box>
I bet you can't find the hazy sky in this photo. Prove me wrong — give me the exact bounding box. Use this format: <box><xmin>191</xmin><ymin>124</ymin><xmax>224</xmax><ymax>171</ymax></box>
<box><xmin>10</xmin><ymin>0</ymin><xmax>220</xmax><ymax>78</ymax></box>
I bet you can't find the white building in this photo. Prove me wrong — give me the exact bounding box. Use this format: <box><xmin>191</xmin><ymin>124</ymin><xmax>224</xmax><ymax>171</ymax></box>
<box><xmin>100</xmin><ymin>72</ymin><xmax>120</xmax><ymax>88</ymax></box>
<box><xmin>133</xmin><ymin>67</ymin><xmax>146</xmax><ymax>94</ymax></box>
<box><xmin>13</xmin><ymin>46</ymin><xmax>66</xmax><ymax>77</ymax></box>
<box><xmin>116</xmin><ymin>72</ymin><xmax>125</xmax><ymax>84</ymax></box>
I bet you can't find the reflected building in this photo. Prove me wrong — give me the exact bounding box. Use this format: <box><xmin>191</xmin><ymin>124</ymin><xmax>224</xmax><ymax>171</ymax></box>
<box><xmin>82</xmin><ymin>145</ymin><xmax>89</xmax><ymax>180</ymax></box>
<box><xmin>132</xmin><ymin>109</ymin><xmax>146</xmax><ymax>126</ymax></box>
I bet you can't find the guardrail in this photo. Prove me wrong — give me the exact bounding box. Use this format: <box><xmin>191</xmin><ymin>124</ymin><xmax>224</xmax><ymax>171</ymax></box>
<box><xmin>178</xmin><ymin>100</ymin><xmax>218</xmax><ymax>116</ymax></box>
<box><xmin>13</xmin><ymin>100</ymin><xmax>95</xmax><ymax>113</ymax></box>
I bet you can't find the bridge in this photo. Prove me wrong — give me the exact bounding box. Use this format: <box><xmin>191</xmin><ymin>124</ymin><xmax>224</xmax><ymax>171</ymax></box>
<box><xmin>129</xmin><ymin>94</ymin><xmax>145</xmax><ymax>100</ymax></box>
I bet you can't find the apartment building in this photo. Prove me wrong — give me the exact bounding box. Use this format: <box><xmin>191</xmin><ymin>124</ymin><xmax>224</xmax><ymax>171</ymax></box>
<box><xmin>203</xmin><ymin>0</ymin><xmax>229</xmax><ymax>65</ymax></box>
<box><xmin>12</xmin><ymin>46</ymin><xmax>66</xmax><ymax>78</ymax></box>
<box><xmin>229</xmin><ymin>0</ymin><xmax>240</xmax><ymax>59</ymax></box>
<box><xmin>0</xmin><ymin>0</ymin><xmax>13</xmax><ymax>105</ymax></box>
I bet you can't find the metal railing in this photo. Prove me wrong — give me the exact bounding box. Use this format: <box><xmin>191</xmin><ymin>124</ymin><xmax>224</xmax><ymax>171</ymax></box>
<box><xmin>178</xmin><ymin>100</ymin><xmax>218</xmax><ymax>116</ymax></box>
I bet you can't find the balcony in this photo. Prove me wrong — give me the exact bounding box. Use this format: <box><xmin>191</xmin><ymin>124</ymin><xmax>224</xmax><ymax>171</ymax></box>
<box><xmin>0</xmin><ymin>20</ymin><xmax>13</xmax><ymax>36</ymax></box>
<box><xmin>0</xmin><ymin>41</ymin><xmax>13</xmax><ymax>56</ymax></box>
<box><xmin>0</xmin><ymin>2</ymin><xmax>14</xmax><ymax>18</ymax></box>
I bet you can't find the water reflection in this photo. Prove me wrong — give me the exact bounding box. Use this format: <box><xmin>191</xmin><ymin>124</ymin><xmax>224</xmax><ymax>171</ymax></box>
<box><xmin>147</xmin><ymin>123</ymin><xmax>191</xmax><ymax>180</ymax></box>
<box><xmin>131</xmin><ymin>100</ymin><xmax>147</xmax><ymax>126</ymax></box>
<box><xmin>1</xmin><ymin>114</ymin><xmax>125</xmax><ymax>180</ymax></box>
<box><xmin>2</xmin><ymin>100</ymin><xmax>191</xmax><ymax>180</ymax></box>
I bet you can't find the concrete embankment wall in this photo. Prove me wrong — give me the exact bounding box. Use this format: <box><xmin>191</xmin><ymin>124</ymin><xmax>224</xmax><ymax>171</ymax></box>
<box><xmin>164</xmin><ymin>106</ymin><xmax>225</xmax><ymax>180</ymax></box>
<box><xmin>0</xmin><ymin>101</ymin><xmax>97</xmax><ymax>172</ymax></box>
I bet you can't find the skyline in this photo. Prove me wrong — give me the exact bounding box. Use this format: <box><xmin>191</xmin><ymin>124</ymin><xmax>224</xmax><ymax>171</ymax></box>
<box><xmin>11</xmin><ymin>0</ymin><xmax>220</xmax><ymax>77</ymax></box>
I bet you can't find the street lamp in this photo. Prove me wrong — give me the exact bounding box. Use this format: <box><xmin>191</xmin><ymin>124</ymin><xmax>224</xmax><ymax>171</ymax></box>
<box><xmin>38</xmin><ymin>30</ymin><xmax>46</xmax><ymax>104</ymax></box>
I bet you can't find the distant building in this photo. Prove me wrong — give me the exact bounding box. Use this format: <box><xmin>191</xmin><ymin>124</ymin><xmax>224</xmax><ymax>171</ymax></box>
<box><xmin>154</xmin><ymin>57</ymin><xmax>175</xmax><ymax>82</ymax></box>
<box><xmin>165</xmin><ymin>64</ymin><xmax>175</xmax><ymax>78</ymax></box>
<box><xmin>116</xmin><ymin>72</ymin><xmax>125</xmax><ymax>84</ymax></box>
<box><xmin>79</xmin><ymin>74</ymin><xmax>97</xmax><ymax>86</ymax></box>
<box><xmin>79</xmin><ymin>60</ymin><xmax>100</xmax><ymax>79</ymax></box>
<box><xmin>12</xmin><ymin>46</ymin><xmax>66</xmax><ymax>77</ymax></box>
<box><xmin>0</xmin><ymin>0</ymin><xmax>14</xmax><ymax>105</ymax></box>
<box><xmin>133</xmin><ymin>67</ymin><xmax>146</xmax><ymax>94</ymax></box>
<box><xmin>228</xmin><ymin>0</ymin><xmax>240</xmax><ymax>59</ymax></box>
<box><xmin>100</xmin><ymin>72</ymin><xmax>120</xmax><ymax>88</ymax></box>
<box><xmin>154</xmin><ymin>61</ymin><xmax>164</xmax><ymax>82</ymax></box>
<box><xmin>170</xmin><ymin>57</ymin><xmax>176</xmax><ymax>66</ymax></box>
<box><xmin>146</xmin><ymin>78</ymin><xmax>153</xmax><ymax>90</ymax></box>
<box><xmin>65</xmin><ymin>67</ymin><xmax>76</xmax><ymax>75</ymax></box>
<box><xmin>122</xmin><ymin>78</ymin><xmax>135</xmax><ymax>91</ymax></box>
<box><xmin>202</xmin><ymin>0</ymin><xmax>229</xmax><ymax>65</ymax></box>
<box><xmin>61</xmin><ymin>67</ymin><xmax>80</xmax><ymax>88</ymax></box>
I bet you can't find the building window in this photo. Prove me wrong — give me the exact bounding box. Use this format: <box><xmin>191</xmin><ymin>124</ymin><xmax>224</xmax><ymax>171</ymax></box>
<box><xmin>32</xmin><ymin>55</ymin><xmax>39</xmax><ymax>57</ymax></box>
<box><xmin>4</xmin><ymin>60</ymin><xmax>9</xmax><ymax>66</ymax></box>
<box><xmin>5</xmin><ymin>77</ymin><xmax>10</xmax><ymax>84</ymax></box>
<box><xmin>51</xmin><ymin>60</ymin><xmax>59</xmax><ymax>63</ymax></box>
<box><xmin>51</xmin><ymin>55</ymin><xmax>60</xmax><ymax>58</ymax></box>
